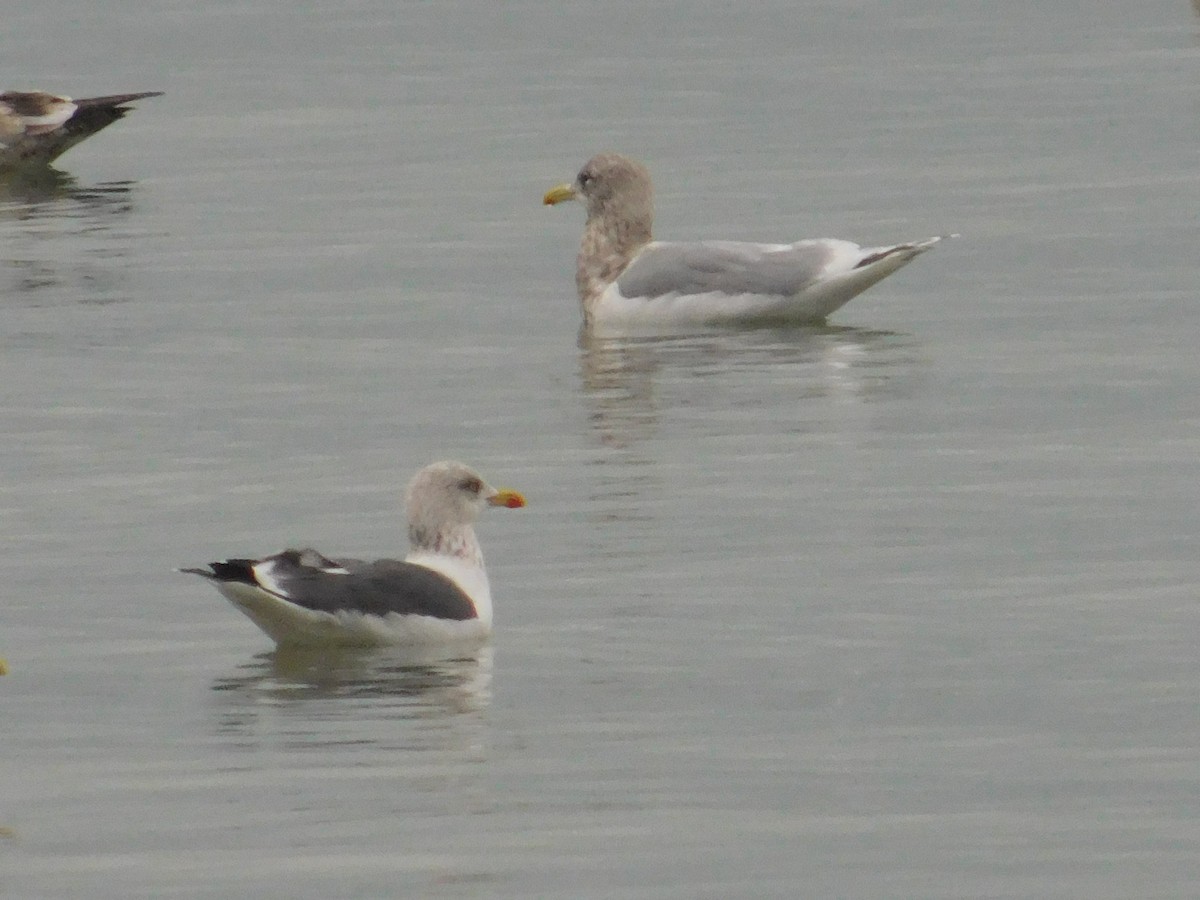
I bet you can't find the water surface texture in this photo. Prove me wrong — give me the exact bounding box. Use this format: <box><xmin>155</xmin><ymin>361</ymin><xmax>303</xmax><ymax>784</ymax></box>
<box><xmin>2</xmin><ymin>2</ymin><xmax>1199</xmax><ymax>897</ymax></box>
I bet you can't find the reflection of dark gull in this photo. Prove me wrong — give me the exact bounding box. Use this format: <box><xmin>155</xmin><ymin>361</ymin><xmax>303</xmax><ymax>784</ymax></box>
<box><xmin>213</xmin><ymin>645</ymin><xmax>494</xmax><ymax>713</ymax></box>
<box><xmin>545</xmin><ymin>152</ymin><xmax>950</xmax><ymax>329</ymax></box>
<box><xmin>0</xmin><ymin>91</ymin><xmax>162</xmax><ymax>168</ymax></box>
<box><xmin>183</xmin><ymin>461</ymin><xmax>525</xmax><ymax>648</ymax></box>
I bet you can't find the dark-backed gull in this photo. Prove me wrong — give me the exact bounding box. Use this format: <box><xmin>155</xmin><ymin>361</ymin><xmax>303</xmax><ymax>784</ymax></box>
<box><xmin>183</xmin><ymin>461</ymin><xmax>525</xmax><ymax>648</ymax></box>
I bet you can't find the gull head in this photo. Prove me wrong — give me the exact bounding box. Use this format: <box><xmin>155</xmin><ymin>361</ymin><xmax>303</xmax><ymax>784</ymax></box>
<box><xmin>544</xmin><ymin>152</ymin><xmax>655</xmax><ymax>227</ymax></box>
<box><xmin>405</xmin><ymin>460</ymin><xmax>525</xmax><ymax>544</ymax></box>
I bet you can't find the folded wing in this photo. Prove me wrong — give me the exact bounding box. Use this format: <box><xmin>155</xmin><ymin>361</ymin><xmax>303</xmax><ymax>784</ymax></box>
<box><xmin>617</xmin><ymin>239</ymin><xmax>850</xmax><ymax>300</ymax></box>
<box><xmin>187</xmin><ymin>549</ymin><xmax>479</xmax><ymax>621</ymax></box>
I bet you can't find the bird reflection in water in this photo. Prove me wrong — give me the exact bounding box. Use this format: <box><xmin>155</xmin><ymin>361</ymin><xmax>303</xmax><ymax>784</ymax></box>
<box><xmin>1</xmin><ymin>166</ymin><xmax>142</xmax><ymax>304</ymax></box>
<box><xmin>0</xmin><ymin>164</ymin><xmax>135</xmax><ymax>212</ymax></box>
<box><xmin>577</xmin><ymin>324</ymin><xmax>918</xmax><ymax>452</ymax></box>
<box><xmin>209</xmin><ymin>644</ymin><xmax>494</xmax><ymax>751</ymax></box>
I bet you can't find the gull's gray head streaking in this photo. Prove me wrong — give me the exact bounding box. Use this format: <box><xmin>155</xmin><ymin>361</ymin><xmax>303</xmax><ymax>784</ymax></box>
<box><xmin>545</xmin><ymin>153</ymin><xmax>656</xmax><ymax>313</ymax></box>
<box><xmin>404</xmin><ymin>460</ymin><xmax>527</xmax><ymax>564</ymax></box>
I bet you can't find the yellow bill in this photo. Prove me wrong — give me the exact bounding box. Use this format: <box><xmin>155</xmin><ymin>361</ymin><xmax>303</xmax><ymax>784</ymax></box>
<box><xmin>543</xmin><ymin>183</ymin><xmax>576</xmax><ymax>205</ymax></box>
<box><xmin>488</xmin><ymin>489</ymin><xmax>527</xmax><ymax>509</ymax></box>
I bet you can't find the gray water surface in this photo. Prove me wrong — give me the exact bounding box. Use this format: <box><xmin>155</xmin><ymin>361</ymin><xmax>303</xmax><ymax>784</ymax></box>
<box><xmin>2</xmin><ymin>1</ymin><xmax>1199</xmax><ymax>897</ymax></box>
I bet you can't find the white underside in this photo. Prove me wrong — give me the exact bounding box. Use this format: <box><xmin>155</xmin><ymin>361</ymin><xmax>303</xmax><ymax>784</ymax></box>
<box><xmin>215</xmin><ymin>582</ymin><xmax>491</xmax><ymax>649</ymax></box>
<box><xmin>589</xmin><ymin>238</ymin><xmax>939</xmax><ymax>332</ymax></box>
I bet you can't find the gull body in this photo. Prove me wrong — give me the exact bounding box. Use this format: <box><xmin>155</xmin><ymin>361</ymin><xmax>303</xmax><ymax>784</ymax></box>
<box><xmin>0</xmin><ymin>91</ymin><xmax>162</xmax><ymax>168</ymax></box>
<box><xmin>545</xmin><ymin>152</ymin><xmax>948</xmax><ymax>330</ymax></box>
<box><xmin>182</xmin><ymin>461</ymin><xmax>525</xmax><ymax>648</ymax></box>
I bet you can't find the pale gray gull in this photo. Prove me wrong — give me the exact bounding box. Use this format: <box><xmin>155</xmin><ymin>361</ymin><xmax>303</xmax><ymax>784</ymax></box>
<box><xmin>182</xmin><ymin>461</ymin><xmax>526</xmax><ymax>648</ymax></box>
<box><xmin>544</xmin><ymin>152</ymin><xmax>949</xmax><ymax>329</ymax></box>
<box><xmin>0</xmin><ymin>90</ymin><xmax>162</xmax><ymax>168</ymax></box>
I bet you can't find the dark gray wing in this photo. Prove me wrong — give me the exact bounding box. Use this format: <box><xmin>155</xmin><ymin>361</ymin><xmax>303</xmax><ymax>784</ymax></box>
<box><xmin>288</xmin><ymin>559</ymin><xmax>477</xmax><ymax>620</ymax></box>
<box><xmin>191</xmin><ymin>549</ymin><xmax>478</xmax><ymax>621</ymax></box>
<box><xmin>616</xmin><ymin>240</ymin><xmax>840</xmax><ymax>299</ymax></box>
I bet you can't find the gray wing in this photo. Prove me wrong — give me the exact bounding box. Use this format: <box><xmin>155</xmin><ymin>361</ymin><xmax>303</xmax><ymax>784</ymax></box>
<box><xmin>616</xmin><ymin>240</ymin><xmax>840</xmax><ymax>299</ymax></box>
<box><xmin>193</xmin><ymin>549</ymin><xmax>478</xmax><ymax>620</ymax></box>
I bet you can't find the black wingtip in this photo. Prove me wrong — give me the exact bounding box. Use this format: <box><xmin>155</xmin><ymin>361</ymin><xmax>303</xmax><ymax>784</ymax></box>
<box><xmin>180</xmin><ymin>559</ymin><xmax>259</xmax><ymax>584</ymax></box>
<box><xmin>73</xmin><ymin>92</ymin><xmax>164</xmax><ymax>110</ymax></box>
<box><xmin>178</xmin><ymin>566</ymin><xmax>215</xmax><ymax>579</ymax></box>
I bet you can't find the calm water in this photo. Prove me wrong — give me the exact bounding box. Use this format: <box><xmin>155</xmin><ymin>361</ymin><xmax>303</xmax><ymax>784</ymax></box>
<box><xmin>3</xmin><ymin>1</ymin><xmax>1199</xmax><ymax>897</ymax></box>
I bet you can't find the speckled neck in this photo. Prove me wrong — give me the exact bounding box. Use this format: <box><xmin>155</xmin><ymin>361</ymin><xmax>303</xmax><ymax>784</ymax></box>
<box><xmin>578</xmin><ymin>201</ymin><xmax>653</xmax><ymax>319</ymax></box>
<box><xmin>408</xmin><ymin>524</ymin><xmax>484</xmax><ymax>568</ymax></box>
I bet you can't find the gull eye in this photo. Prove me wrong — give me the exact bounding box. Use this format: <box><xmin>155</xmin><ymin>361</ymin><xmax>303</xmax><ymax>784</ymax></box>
<box><xmin>459</xmin><ymin>477</ymin><xmax>483</xmax><ymax>495</ymax></box>
<box><xmin>577</xmin><ymin>171</ymin><xmax>591</xmax><ymax>186</ymax></box>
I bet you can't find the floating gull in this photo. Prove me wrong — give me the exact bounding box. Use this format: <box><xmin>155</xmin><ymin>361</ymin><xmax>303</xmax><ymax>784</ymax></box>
<box><xmin>545</xmin><ymin>152</ymin><xmax>949</xmax><ymax>328</ymax></box>
<box><xmin>182</xmin><ymin>461</ymin><xmax>526</xmax><ymax>648</ymax></box>
<box><xmin>0</xmin><ymin>90</ymin><xmax>162</xmax><ymax>168</ymax></box>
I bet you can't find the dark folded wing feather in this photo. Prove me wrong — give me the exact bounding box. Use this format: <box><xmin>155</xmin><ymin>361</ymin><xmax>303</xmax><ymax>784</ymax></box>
<box><xmin>278</xmin><ymin>559</ymin><xmax>477</xmax><ymax>620</ymax></box>
<box><xmin>192</xmin><ymin>550</ymin><xmax>478</xmax><ymax>621</ymax></box>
